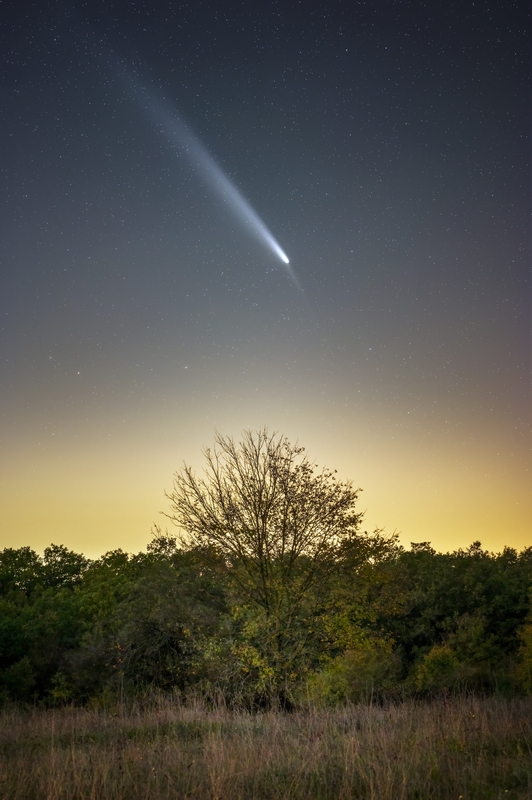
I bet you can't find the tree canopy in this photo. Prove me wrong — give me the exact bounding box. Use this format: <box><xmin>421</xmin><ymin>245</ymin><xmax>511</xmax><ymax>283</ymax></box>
<box><xmin>165</xmin><ymin>429</ymin><xmax>363</xmax><ymax>611</ymax></box>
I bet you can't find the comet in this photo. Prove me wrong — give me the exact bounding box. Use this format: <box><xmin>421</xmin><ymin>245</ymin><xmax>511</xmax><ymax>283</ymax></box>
<box><xmin>127</xmin><ymin>77</ymin><xmax>299</xmax><ymax>288</ymax></box>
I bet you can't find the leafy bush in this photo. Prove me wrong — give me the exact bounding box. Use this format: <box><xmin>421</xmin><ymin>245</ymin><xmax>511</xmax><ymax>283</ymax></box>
<box><xmin>414</xmin><ymin>645</ymin><xmax>460</xmax><ymax>693</ymax></box>
<box><xmin>304</xmin><ymin>638</ymin><xmax>400</xmax><ymax>705</ymax></box>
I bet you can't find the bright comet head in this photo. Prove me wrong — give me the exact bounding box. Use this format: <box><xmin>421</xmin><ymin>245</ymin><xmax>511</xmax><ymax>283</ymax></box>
<box><xmin>121</xmin><ymin>74</ymin><xmax>299</xmax><ymax>287</ymax></box>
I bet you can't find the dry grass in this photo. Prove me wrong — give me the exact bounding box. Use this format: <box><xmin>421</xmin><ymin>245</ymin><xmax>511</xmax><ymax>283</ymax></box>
<box><xmin>0</xmin><ymin>696</ymin><xmax>530</xmax><ymax>799</ymax></box>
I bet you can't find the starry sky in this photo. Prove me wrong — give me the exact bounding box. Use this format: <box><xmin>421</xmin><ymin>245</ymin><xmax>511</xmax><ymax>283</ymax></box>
<box><xmin>1</xmin><ymin>1</ymin><xmax>530</xmax><ymax>558</ymax></box>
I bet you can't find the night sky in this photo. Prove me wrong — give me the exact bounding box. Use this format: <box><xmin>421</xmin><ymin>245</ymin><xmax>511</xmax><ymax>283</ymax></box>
<box><xmin>1</xmin><ymin>1</ymin><xmax>530</xmax><ymax>558</ymax></box>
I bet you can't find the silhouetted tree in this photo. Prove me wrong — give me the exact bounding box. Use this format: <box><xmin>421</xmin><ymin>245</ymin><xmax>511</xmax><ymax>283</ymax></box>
<box><xmin>165</xmin><ymin>429</ymin><xmax>363</xmax><ymax>694</ymax></box>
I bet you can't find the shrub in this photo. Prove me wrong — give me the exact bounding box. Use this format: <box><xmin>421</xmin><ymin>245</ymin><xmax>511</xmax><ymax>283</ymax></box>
<box><xmin>414</xmin><ymin>644</ymin><xmax>459</xmax><ymax>693</ymax></box>
<box><xmin>303</xmin><ymin>638</ymin><xmax>400</xmax><ymax>705</ymax></box>
<box><xmin>2</xmin><ymin>656</ymin><xmax>36</xmax><ymax>701</ymax></box>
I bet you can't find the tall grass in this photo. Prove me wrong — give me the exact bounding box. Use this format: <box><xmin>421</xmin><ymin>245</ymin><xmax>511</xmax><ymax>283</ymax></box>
<box><xmin>0</xmin><ymin>696</ymin><xmax>530</xmax><ymax>798</ymax></box>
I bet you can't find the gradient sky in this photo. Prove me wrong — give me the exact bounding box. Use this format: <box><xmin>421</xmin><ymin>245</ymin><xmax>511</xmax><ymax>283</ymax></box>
<box><xmin>1</xmin><ymin>1</ymin><xmax>530</xmax><ymax>558</ymax></box>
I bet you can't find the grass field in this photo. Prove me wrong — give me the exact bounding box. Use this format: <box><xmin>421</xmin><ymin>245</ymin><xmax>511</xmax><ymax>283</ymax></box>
<box><xmin>0</xmin><ymin>696</ymin><xmax>530</xmax><ymax>799</ymax></box>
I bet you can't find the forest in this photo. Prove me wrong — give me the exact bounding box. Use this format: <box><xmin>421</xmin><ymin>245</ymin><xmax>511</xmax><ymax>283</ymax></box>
<box><xmin>1</xmin><ymin>431</ymin><xmax>531</xmax><ymax>709</ymax></box>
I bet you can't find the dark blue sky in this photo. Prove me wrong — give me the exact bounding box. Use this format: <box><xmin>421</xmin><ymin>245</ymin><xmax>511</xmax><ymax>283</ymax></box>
<box><xmin>1</xmin><ymin>1</ymin><xmax>530</xmax><ymax>556</ymax></box>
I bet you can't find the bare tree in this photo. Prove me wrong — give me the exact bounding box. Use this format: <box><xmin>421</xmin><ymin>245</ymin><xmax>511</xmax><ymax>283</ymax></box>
<box><xmin>165</xmin><ymin>430</ymin><xmax>363</xmax><ymax>686</ymax></box>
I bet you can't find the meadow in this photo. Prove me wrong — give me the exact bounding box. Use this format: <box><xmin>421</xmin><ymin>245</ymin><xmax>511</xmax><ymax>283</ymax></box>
<box><xmin>0</xmin><ymin>696</ymin><xmax>531</xmax><ymax>799</ymax></box>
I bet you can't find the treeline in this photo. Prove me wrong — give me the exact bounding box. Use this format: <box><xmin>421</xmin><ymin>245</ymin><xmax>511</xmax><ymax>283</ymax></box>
<box><xmin>1</xmin><ymin>535</ymin><xmax>531</xmax><ymax>706</ymax></box>
<box><xmin>2</xmin><ymin>430</ymin><xmax>531</xmax><ymax>707</ymax></box>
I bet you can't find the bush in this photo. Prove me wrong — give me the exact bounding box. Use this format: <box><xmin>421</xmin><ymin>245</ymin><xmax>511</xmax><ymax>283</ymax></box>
<box><xmin>303</xmin><ymin>638</ymin><xmax>400</xmax><ymax>705</ymax></box>
<box><xmin>2</xmin><ymin>656</ymin><xmax>36</xmax><ymax>701</ymax></box>
<box><xmin>414</xmin><ymin>645</ymin><xmax>460</xmax><ymax>693</ymax></box>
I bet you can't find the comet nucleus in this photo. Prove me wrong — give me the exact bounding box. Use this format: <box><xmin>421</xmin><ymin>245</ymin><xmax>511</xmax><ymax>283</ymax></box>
<box><xmin>125</xmin><ymin>76</ymin><xmax>298</xmax><ymax>287</ymax></box>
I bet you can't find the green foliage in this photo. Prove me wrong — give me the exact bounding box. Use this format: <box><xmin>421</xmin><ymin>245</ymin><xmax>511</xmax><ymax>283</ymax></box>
<box><xmin>61</xmin><ymin>547</ymin><xmax>227</xmax><ymax>701</ymax></box>
<box><xmin>0</xmin><ymin>546</ymin><xmax>43</xmax><ymax>597</ymax></box>
<box><xmin>2</xmin><ymin>655</ymin><xmax>36</xmax><ymax>701</ymax></box>
<box><xmin>304</xmin><ymin>637</ymin><xmax>400</xmax><ymax>705</ymax></box>
<box><xmin>0</xmin><ymin>534</ymin><xmax>530</xmax><ymax>706</ymax></box>
<box><xmin>48</xmin><ymin>671</ymin><xmax>76</xmax><ymax>705</ymax></box>
<box><xmin>165</xmin><ymin>429</ymin><xmax>365</xmax><ymax>696</ymax></box>
<box><xmin>0</xmin><ymin>434</ymin><xmax>530</xmax><ymax>707</ymax></box>
<box><xmin>413</xmin><ymin>645</ymin><xmax>460</xmax><ymax>693</ymax></box>
<box><xmin>0</xmin><ymin>544</ymin><xmax>90</xmax><ymax>701</ymax></box>
<box><xmin>514</xmin><ymin>613</ymin><xmax>532</xmax><ymax>694</ymax></box>
<box><xmin>380</xmin><ymin>542</ymin><xmax>532</xmax><ymax>690</ymax></box>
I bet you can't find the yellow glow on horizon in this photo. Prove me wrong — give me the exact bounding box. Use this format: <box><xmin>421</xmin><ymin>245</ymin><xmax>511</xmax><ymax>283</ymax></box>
<box><xmin>1</xmin><ymin>407</ymin><xmax>529</xmax><ymax>559</ymax></box>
